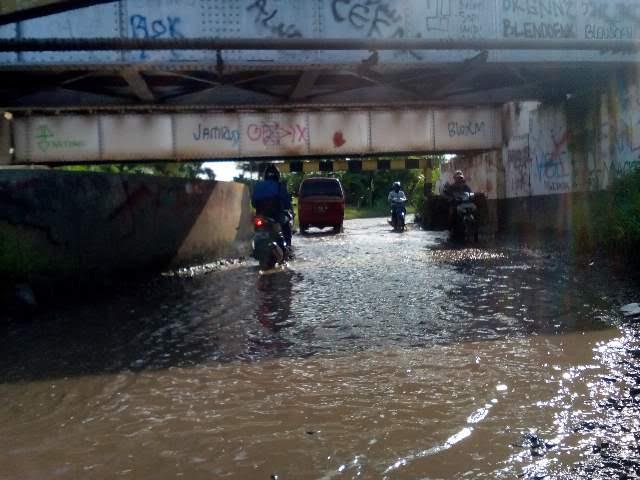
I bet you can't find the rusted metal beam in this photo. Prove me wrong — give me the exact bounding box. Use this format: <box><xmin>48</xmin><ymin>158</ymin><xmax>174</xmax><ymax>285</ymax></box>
<box><xmin>0</xmin><ymin>1</ymin><xmax>116</xmax><ymax>25</ymax></box>
<box><xmin>0</xmin><ymin>38</ymin><xmax>639</xmax><ymax>53</ymax></box>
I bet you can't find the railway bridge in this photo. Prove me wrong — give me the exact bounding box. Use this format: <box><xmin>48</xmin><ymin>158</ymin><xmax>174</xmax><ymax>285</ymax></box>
<box><xmin>1</xmin><ymin>0</ymin><xmax>639</xmax><ymax>277</ymax></box>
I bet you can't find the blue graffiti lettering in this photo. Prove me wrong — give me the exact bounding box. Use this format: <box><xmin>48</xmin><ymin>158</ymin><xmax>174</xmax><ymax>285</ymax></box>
<box><xmin>130</xmin><ymin>15</ymin><xmax>184</xmax><ymax>58</ymax></box>
<box><xmin>193</xmin><ymin>124</ymin><xmax>240</xmax><ymax>146</ymax></box>
<box><xmin>130</xmin><ymin>15</ymin><xmax>184</xmax><ymax>39</ymax></box>
<box><xmin>247</xmin><ymin>0</ymin><xmax>303</xmax><ymax>38</ymax></box>
<box><xmin>535</xmin><ymin>154</ymin><xmax>569</xmax><ymax>181</ymax></box>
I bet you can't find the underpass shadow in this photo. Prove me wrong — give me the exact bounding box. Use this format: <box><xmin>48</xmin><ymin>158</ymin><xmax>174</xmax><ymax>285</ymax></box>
<box><xmin>0</xmin><ymin>266</ymin><xmax>261</xmax><ymax>384</ymax></box>
<box><xmin>0</xmin><ymin>264</ymin><xmax>308</xmax><ymax>384</ymax></box>
<box><xmin>0</xmin><ymin>170</ymin><xmax>252</xmax><ymax>293</ymax></box>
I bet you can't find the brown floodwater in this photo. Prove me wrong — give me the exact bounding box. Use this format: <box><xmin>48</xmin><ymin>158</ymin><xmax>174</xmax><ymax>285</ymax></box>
<box><xmin>1</xmin><ymin>218</ymin><xmax>639</xmax><ymax>479</ymax></box>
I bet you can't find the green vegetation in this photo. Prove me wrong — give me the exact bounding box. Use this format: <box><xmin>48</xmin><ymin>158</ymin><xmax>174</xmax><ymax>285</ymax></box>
<box><xmin>237</xmin><ymin>156</ymin><xmax>444</xmax><ymax>217</ymax></box>
<box><xmin>573</xmin><ymin>168</ymin><xmax>640</xmax><ymax>262</ymax></box>
<box><xmin>58</xmin><ymin>162</ymin><xmax>215</xmax><ymax>179</ymax></box>
<box><xmin>344</xmin><ymin>204</ymin><xmax>415</xmax><ymax>220</ymax></box>
<box><xmin>281</xmin><ymin>168</ymin><xmax>425</xmax><ymax>211</ymax></box>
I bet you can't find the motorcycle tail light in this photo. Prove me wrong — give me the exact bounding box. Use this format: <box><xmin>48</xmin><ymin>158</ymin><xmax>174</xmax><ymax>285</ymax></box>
<box><xmin>254</xmin><ymin>217</ymin><xmax>265</xmax><ymax>228</ymax></box>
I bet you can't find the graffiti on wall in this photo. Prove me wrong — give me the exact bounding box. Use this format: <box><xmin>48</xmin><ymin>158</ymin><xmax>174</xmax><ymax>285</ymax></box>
<box><xmin>129</xmin><ymin>14</ymin><xmax>184</xmax><ymax>59</ymax></box>
<box><xmin>529</xmin><ymin>107</ymin><xmax>573</xmax><ymax>195</ymax></box>
<box><xmin>505</xmin><ymin>133</ymin><xmax>531</xmax><ymax>197</ymax></box>
<box><xmin>448</xmin><ymin>120</ymin><xmax>485</xmax><ymax>137</ymax></box>
<box><xmin>458</xmin><ymin>0</ymin><xmax>486</xmax><ymax>39</ymax></box>
<box><xmin>532</xmin><ymin>128</ymin><xmax>572</xmax><ymax>194</ymax></box>
<box><xmin>501</xmin><ymin>0</ymin><xmax>578</xmax><ymax>40</ymax></box>
<box><xmin>331</xmin><ymin>0</ymin><xmax>404</xmax><ymax>38</ymax></box>
<box><xmin>329</xmin><ymin>0</ymin><xmax>428</xmax><ymax>60</ymax></box>
<box><xmin>582</xmin><ymin>0</ymin><xmax>639</xmax><ymax>40</ymax></box>
<box><xmin>246</xmin><ymin>122</ymin><xmax>308</xmax><ymax>146</ymax></box>
<box><xmin>7</xmin><ymin>0</ymin><xmax>640</xmax><ymax>69</ymax></box>
<box><xmin>13</xmin><ymin>108</ymin><xmax>503</xmax><ymax>162</ymax></box>
<box><xmin>192</xmin><ymin>123</ymin><xmax>240</xmax><ymax>147</ymax></box>
<box><xmin>35</xmin><ymin>125</ymin><xmax>86</xmax><ymax>153</ymax></box>
<box><xmin>599</xmin><ymin>80</ymin><xmax>640</xmax><ymax>181</ymax></box>
<box><xmin>247</xmin><ymin>0</ymin><xmax>303</xmax><ymax>38</ymax></box>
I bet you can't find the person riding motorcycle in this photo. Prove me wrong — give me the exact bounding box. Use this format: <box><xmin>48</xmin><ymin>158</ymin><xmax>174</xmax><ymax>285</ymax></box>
<box><xmin>388</xmin><ymin>180</ymin><xmax>407</xmax><ymax>203</ymax></box>
<box><xmin>443</xmin><ymin>170</ymin><xmax>472</xmax><ymax>230</ymax></box>
<box><xmin>388</xmin><ymin>181</ymin><xmax>407</xmax><ymax>226</ymax></box>
<box><xmin>251</xmin><ymin>164</ymin><xmax>293</xmax><ymax>248</ymax></box>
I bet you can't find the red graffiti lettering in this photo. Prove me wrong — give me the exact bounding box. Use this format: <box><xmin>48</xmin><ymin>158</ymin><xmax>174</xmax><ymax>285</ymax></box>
<box><xmin>247</xmin><ymin>123</ymin><xmax>263</xmax><ymax>142</ymax></box>
<box><xmin>551</xmin><ymin>129</ymin><xmax>571</xmax><ymax>161</ymax></box>
<box><xmin>246</xmin><ymin>122</ymin><xmax>308</xmax><ymax>146</ymax></box>
<box><xmin>294</xmin><ymin>124</ymin><xmax>308</xmax><ymax>143</ymax></box>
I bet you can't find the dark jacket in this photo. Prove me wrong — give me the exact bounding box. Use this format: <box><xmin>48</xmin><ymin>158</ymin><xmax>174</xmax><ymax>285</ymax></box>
<box><xmin>443</xmin><ymin>181</ymin><xmax>471</xmax><ymax>201</ymax></box>
<box><xmin>252</xmin><ymin>180</ymin><xmax>292</xmax><ymax>218</ymax></box>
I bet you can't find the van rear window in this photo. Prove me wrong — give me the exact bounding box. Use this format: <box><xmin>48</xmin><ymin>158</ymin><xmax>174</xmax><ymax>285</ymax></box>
<box><xmin>300</xmin><ymin>180</ymin><xmax>342</xmax><ymax>198</ymax></box>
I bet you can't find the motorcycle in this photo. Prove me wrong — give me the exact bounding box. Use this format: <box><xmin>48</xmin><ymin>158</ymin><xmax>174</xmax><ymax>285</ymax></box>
<box><xmin>450</xmin><ymin>191</ymin><xmax>478</xmax><ymax>243</ymax></box>
<box><xmin>390</xmin><ymin>200</ymin><xmax>406</xmax><ymax>232</ymax></box>
<box><xmin>252</xmin><ymin>212</ymin><xmax>292</xmax><ymax>270</ymax></box>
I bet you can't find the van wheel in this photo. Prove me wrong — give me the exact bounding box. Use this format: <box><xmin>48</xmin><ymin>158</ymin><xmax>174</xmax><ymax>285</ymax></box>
<box><xmin>300</xmin><ymin>224</ymin><xmax>308</xmax><ymax>234</ymax></box>
<box><xmin>333</xmin><ymin>223</ymin><xmax>343</xmax><ymax>233</ymax></box>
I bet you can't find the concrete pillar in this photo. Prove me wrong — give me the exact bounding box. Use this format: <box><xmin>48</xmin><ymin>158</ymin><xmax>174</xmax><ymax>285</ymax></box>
<box><xmin>420</xmin><ymin>158</ymin><xmax>434</xmax><ymax>227</ymax></box>
<box><xmin>0</xmin><ymin>116</ymin><xmax>12</xmax><ymax>165</ymax></box>
<box><xmin>421</xmin><ymin>157</ymin><xmax>433</xmax><ymax>196</ymax></box>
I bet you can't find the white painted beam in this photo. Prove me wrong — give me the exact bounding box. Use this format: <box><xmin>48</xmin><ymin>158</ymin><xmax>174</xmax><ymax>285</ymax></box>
<box><xmin>11</xmin><ymin>108</ymin><xmax>502</xmax><ymax>163</ymax></box>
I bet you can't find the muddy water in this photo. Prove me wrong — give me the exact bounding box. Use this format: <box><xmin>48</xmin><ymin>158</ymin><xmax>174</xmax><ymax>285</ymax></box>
<box><xmin>1</xmin><ymin>218</ymin><xmax>639</xmax><ymax>479</ymax></box>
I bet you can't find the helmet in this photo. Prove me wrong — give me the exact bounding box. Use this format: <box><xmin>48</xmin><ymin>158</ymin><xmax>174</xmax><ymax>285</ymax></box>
<box><xmin>454</xmin><ymin>170</ymin><xmax>465</xmax><ymax>182</ymax></box>
<box><xmin>264</xmin><ymin>164</ymin><xmax>280</xmax><ymax>181</ymax></box>
<box><xmin>392</xmin><ymin>181</ymin><xmax>401</xmax><ymax>192</ymax></box>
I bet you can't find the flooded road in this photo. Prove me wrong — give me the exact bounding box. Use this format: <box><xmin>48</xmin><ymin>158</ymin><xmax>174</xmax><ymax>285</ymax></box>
<box><xmin>1</xmin><ymin>218</ymin><xmax>639</xmax><ymax>479</ymax></box>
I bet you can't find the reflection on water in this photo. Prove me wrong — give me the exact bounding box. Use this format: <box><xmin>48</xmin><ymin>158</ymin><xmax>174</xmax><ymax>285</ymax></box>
<box><xmin>256</xmin><ymin>270</ymin><xmax>295</xmax><ymax>332</ymax></box>
<box><xmin>0</xmin><ymin>218</ymin><xmax>638</xmax><ymax>479</ymax></box>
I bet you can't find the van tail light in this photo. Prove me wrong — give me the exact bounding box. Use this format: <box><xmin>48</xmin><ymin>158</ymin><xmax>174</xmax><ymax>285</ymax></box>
<box><xmin>254</xmin><ymin>217</ymin><xmax>265</xmax><ymax>228</ymax></box>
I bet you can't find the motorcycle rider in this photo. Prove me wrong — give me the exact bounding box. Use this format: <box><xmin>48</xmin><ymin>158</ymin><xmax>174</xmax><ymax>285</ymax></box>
<box><xmin>388</xmin><ymin>181</ymin><xmax>407</xmax><ymax>224</ymax></box>
<box><xmin>443</xmin><ymin>170</ymin><xmax>472</xmax><ymax>230</ymax></box>
<box><xmin>251</xmin><ymin>164</ymin><xmax>293</xmax><ymax>248</ymax></box>
<box><xmin>388</xmin><ymin>180</ymin><xmax>408</xmax><ymax>203</ymax></box>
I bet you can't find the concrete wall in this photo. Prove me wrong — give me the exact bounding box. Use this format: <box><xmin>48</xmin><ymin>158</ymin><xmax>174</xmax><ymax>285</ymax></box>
<box><xmin>435</xmin><ymin>68</ymin><xmax>640</xmax><ymax>235</ymax></box>
<box><xmin>506</xmin><ymin>70</ymin><xmax>640</xmax><ymax>196</ymax></box>
<box><xmin>437</xmin><ymin>150</ymin><xmax>502</xmax><ymax>200</ymax></box>
<box><xmin>0</xmin><ymin>169</ymin><xmax>253</xmax><ymax>283</ymax></box>
<box><xmin>0</xmin><ymin>117</ymin><xmax>11</xmax><ymax>165</ymax></box>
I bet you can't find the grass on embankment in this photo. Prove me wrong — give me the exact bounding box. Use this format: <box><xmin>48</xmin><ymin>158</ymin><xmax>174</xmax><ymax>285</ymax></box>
<box><xmin>344</xmin><ymin>205</ymin><xmax>415</xmax><ymax>220</ymax></box>
<box><xmin>572</xmin><ymin>168</ymin><xmax>640</xmax><ymax>266</ymax></box>
<box><xmin>291</xmin><ymin>198</ymin><xmax>414</xmax><ymax>225</ymax></box>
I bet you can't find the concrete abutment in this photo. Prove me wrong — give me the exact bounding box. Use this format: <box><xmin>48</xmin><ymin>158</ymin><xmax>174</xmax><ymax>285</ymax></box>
<box><xmin>430</xmin><ymin>68</ymin><xmax>640</xmax><ymax>240</ymax></box>
<box><xmin>0</xmin><ymin>169</ymin><xmax>253</xmax><ymax>286</ymax></box>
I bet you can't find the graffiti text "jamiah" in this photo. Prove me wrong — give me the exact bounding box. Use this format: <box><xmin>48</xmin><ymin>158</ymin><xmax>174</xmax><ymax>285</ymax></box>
<box><xmin>192</xmin><ymin>124</ymin><xmax>240</xmax><ymax>146</ymax></box>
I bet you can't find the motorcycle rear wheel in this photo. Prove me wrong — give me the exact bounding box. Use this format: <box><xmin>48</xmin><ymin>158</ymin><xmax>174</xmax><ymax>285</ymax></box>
<box><xmin>463</xmin><ymin>221</ymin><xmax>478</xmax><ymax>243</ymax></box>
<box><xmin>258</xmin><ymin>249</ymin><xmax>277</xmax><ymax>270</ymax></box>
